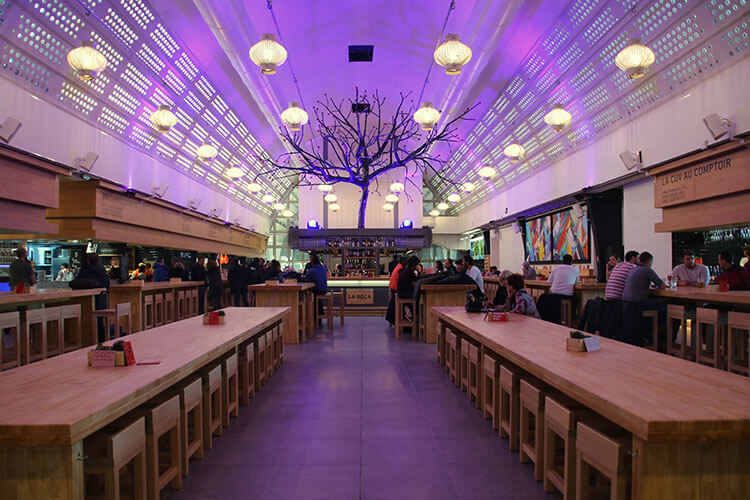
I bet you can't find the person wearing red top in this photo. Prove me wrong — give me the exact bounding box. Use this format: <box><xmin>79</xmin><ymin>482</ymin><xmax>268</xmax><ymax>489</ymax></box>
<box><xmin>717</xmin><ymin>251</ymin><xmax>750</xmax><ymax>290</ymax></box>
<box><xmin>386</xmin><ymin>256</ymin><xmax>407</xmax><ymax>325</ymax></box>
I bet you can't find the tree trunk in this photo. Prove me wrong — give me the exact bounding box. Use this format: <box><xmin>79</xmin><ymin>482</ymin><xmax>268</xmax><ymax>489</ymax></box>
<box><xmin>358</xmin><ymin>185</ymin><xmax>369</xmax><ymax>229</ymax></box>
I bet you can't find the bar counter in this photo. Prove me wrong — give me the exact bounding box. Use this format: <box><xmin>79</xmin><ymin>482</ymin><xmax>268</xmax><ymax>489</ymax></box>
<box><xmin>249</xmin><ymin>283</ymin><xmax>314</xmax><ymax>344</ymax></box>
<box><xmin>327</xmin><ymin>276</ymin><xmax>390</xmax><ymax>316</ymax></box>
<box><xmin>433</xmin><ymin>306</ymin><xmax>750</xmax><ymax>499</ymax></box>
<box><xmin>109</xmin><ymin>280</ymin><xmax>204</xmax><ymax>332</ymax></box>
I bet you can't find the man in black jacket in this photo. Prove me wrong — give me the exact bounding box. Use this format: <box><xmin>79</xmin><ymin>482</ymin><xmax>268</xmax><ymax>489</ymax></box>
<box><xmin>191</xmin><ymin>256</ymin><xmax>208</xmax><ymax>314</ymax></box>
<box><xmin>78</xmin><ymin>253</ymin><xmax>110</xmax><ymax>341</ymax></box>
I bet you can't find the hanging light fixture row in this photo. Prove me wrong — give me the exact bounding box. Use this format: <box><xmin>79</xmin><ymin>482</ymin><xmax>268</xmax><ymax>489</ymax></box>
<box><xmin>615</xmin><ymin>39</ymin><xmax>655</xmax><ymax>79</ymax></box>
<box><xmin>383</xmin><ymin>203</ymin><xmax>395</xmax><ymax>211</ymax></box>
<box><xmin>317</xmin><ymin>184</ymin><xmax>334</xmax><ymax>192</ymax></box>
<box><xmin>385</xmin><ymin>193</ymin><xmax>399</xmax><ymax>203</ymax></box>
<box><xmin>436</xmin><ymin>202</ymin><xmax>450</xmax><ymax>211</ymax></box>
<box><xmin>150</xmin><ymin>105</ymin><xmax>178</xmax><ymax>133</ymax></box>
<box><xmin>447</xmin><ymin>193</ymin><xmax>461</xmax><ymax>203</ymax></box>
<box><xmin>197</xmin><ymin>141</ymin><xmax>218</xmax><ymax>161</ymax></box>
<box><xmin>261</xmin><ymin>193</ymin><xmax>275</xmax><ymax>204</ymax></box>
<box><xmin>329</xmin><ymin>203</ymin><xmax>340</xmax><ymax>212</ymax></box>
<box><xmin>67</xmin><ymin>40</ymin><xmax>107</xmax><ymax>81</ymax></box>
<box><xmin>460</xmin><ymin>182</ymin><xmax>476</xmax><ymax>193</ymax></box>
<box><xmin>429</xmin><ymin>209</ymin><xmax>440</xmax><ymax>217</ymax></box>
<box><xmin>413</xmin><ymin>102</ymin><xmax>441</xmax><ymax>131</ymax></box>
<box><xmin>280</xmin><ymin>102</ymin><xmax>309</xmax><ymax>131</ymax></box>
<box><xmin>248</xmin><ymin>182</ymin><xmax>262</xmax><ymax>193</ymax></box>
<box><xmin>544</xmin><ymin>104</ymin><xmax>572</xmax><ymax>132</ymax></box>
<box><xmin>281</xmin><ymin>209</ymin><xmax>294</xmax><ymax>218</ymax></box>
<box><xmin>324</xmin><ymin>193</ymin><xmax>338</xmax><ymax>203</ymax></box>
<box><xmin>433</xmin><ymin>34</ymin><xmax>472</xmax><ymax>75</ymax></box>
<box><xmin>389</xmin><ymin>181</ymin><xmax>405</xmax><ymax>193</ymax></box>
<box><xmin>272</xmin><ymin>202</ymin><xmax>285</xmax><ymax>211</ymax></box>
<box><xmin>249</xmin><ymin>33</ymin><xmax>288</xmax><ymax>74</ymax></box>
<box><xmin>478</xmin><ymin>165</ymin><xmax>497</xmax><ymax>179</ymax></box>
<box><xmin>226</xmin><ymin>166</ymin><xmax>244</xmax><ymax>179</ymax></box>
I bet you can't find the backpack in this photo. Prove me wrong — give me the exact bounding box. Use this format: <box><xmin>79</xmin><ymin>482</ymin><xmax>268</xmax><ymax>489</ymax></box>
<box><xmin>465</xmin><ymin>288</ymin><xmax>485</xmax><ymax>313</ymax></box>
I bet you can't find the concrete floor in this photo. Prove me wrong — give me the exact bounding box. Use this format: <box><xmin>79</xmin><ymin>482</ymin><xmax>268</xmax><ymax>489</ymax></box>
<box><xmin>167</xmin><ymin>316</ymin><xmax>560</xmax><ymax>500</ymax></box>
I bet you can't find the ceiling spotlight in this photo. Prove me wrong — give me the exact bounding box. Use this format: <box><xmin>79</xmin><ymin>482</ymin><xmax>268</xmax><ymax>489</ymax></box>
<box><xmin>272</xmin><ymin>202</ymin><xmax>285</xmax><ymax>211</ymax></box>
<box><xmin>437</xmin><ymin>202</ymin><xmax>450</xmax><ymax>211</ymax></box>
<box><xmin>196</xmin><ymin>141</ymin><xmax>218</xmax><ymax>161</ymax></box>
<box><xmin>413</xmin><ymin>102</ymin><xmax>441</xmax><ymax>131</ymax></box>
<box><xmin>383</xmin><ymin>202</ymin><xmax>395</xmax><ymax>211</ymax></box>
<box><xmin>226</xmin><ymin>166</ymin><xmax>244</xmax><ymax>179</ymax></box>
<box><xmin>478</xmin><ymin>165</ymin><xmax>497</xmax><ymax>179</ymax></box>
<box><xmin>281</xmin><ymin>209</ymin><xmax>294</xmax><ymax>218</ymax></box>
<box><xmin>703</xmin><ymin>113</ymin><xmax>734</xmax><ymax>140</ymax></box>
<box><xmin>460</xmin><ymin>182</ymin><xmax>476</xmax><ymax>193</ymax></box>
<box><xmin>389</xmin><ymin>181</ymin><xmax>405</xmax><ymax>193</ymax></box>
<box><xmin>615</xmin><ymin>39</ymin><xmax>656</xmax><ymax>79</ymax></box>
<box><xmin>429</xmin><ymin>209</ymin><xmax>440</xmax><ymax>217</ymax></box>
<box><xmin>434</xmin><ymin>34</ymin><xmax>472</xmax><ymax>75</ymax></box>
<box><xmin>619</xmin><ymin>151</ymin><xmax>643</xmax><ymax>171</ymax></box>
<box><xmin>324</xmin><ymin>193</ymin><xmax>338</xmax><ymax>203</ymax></box>
<box><xmin>385</xmin><ymin>193</ymin><xmax>399</xmax><ymax>203</ymax></box>
<box><xmin>67</xmin><ymin>40</ymin><xmax>107</xmax><ymax>81</ymax></box>
<box><xmin>544</xmin><ymin>104</ymin><xmax>572</xmax><ymax>132</ymax></box>
<box><xmin>248</xmin><ymin>182</ymin><xmax>262</xmax><ymax>193</ymax></box>
<box><xmin>400</xmin><ymin>219</ymin><xmax>414</xmax><ymax>229</ymax></box>
<box><xmin>280</xmin><ymin>102</ymin><xmax>309</xmax><ymax>131</ymax></box>
<box><xmin>249</xmin><ymin>33</ymin><xmax>287</xmax><ymax>75</ymax></box>
<box><xmin>150</xmin><ymin>105</ymin><xmax>178</xmax><ymax>133</ymax></box>
<box><xmin>261</xmin><ymin>193</ymin><xmax>275</xmax><ymax>204</ymax></box>
<box><xmin>503</xmin><ymin>143</ymin><xmax>526</xmax><ymax>162</ymax></box>
<box><xmin>317</xmin><ymin>184</ymin><xmax>334</xmax><ymax>192</ymax></box>
<box><xmin>329</xmin><ymin>203</ymin><xmax>340</xmax><ymax>212</ymax></box>
<box><xmin>447</xmin><ymin>192</ymin><xmax>461</xmax><ymax>203</ymax></box>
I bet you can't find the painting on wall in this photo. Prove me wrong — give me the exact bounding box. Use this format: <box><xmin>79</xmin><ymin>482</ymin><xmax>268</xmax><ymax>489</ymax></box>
<box><xmin>524</xmin><ymin>215</ymin><xmax>551</xmax><ymax>262</ymax></box>
<box><xmin>552</xmin><ymin>208</ymin><xmax>590</xmax><ymax>261</ymax></box>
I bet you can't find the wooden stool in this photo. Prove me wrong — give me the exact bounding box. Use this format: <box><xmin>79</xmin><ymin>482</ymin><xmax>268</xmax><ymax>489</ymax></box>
<box><xmin>499</xmin><ymin>364</ymin><xmax>520</xmax><ymax>451</ymax></box>
<box><xmin>43</xmin><ymin>306</ymin><xmax>64</xmax><ymax>358</ymax></box>
<box><xmin>188</xmin><ymin>288</ymin><xmax>198</xmax><ymax>317</ymax></box>
<box><xmin>395</xmin><ymin>296</ymin><xmax>416</xmax><ymax>340</ymax></box>
<box><xmin>154</xmin><ymin>294</ymin><xmax>164</xmax><ymax>327</ymax></box>
<box><xmin>276</xmin><ymin>324</ymin><xmax>284</xmax><ymax>365</ymax></box>
<box><xmin>332</xmin><ymin>289</ymin><xmax>345</xmax><ymax>326</ymax></box>
<box><xmin>519</xmin><ymin>378</ymin><xmax>552</xmax><ymax>481</ymax></box>
<box><xmin>460</xmin><ymin>339</ymin><xmax>470</xmax><ymax>393</ymax></box>
<box><xmin>667</xmin><ymin>304</ymin><xmax>693</xmax><ymax>360</ymax></box>
<box><xmin>727</xmin><ymin>311</ymin><xmax>750</xmax><ymax>376</ymax></box>
<box><xmin>200</xmin><ymin>363</ymin><xmax>222</xmax><ymax>449</ymax></box>
<box><xmin>84</xmin><ymin>416</ymin><xmax>147</xmax><ymax>500</ymax></box>
<box><xmin>437</xmin><ymin>322</ymin><xmax>446</xmax><ymax>366</ymax></box>
<box><xmin>561</xmin><ymin>298</ymin><xmax>573</xmax><ymax>327</ymax></box>
<box><xmin>316</xmin><ymin>293</ymin><xmax>334</xmax><ymax>329</ymax></box>
<box><xmin>173</xmin><ymin>376</ymin><xmax>203</xmax><ymax>476</ymax></box>
<box><xmin>134</xmin><ymin>394</ymin><xmax>182</xmax><ymax>499</ymax></box>
<box><xmin>468</xmin><ymin>343</ymin><xmax>481</xmax><ymax>408</ymax></box>
<box><xmin>482</xmin><ymin>352</ymin><xmax>500</xmax><ymax>429</ymax></box>
<box><xmin>239</xmin><ymin>342</ymin><xmax>256</xmax><ymax>406</ymax></box>
<box><xmin>446</xmin><ymin>330</ymin><xmax>458</xmax><ymax>385</ymax></box>
<box><xmin>0</xmin><ymin>311</ymin><xmax>21</xmax><ymax>370</ymax></box>
<box><xmin>264</xmin><ymin>330</ymin><xmax>275</xmax><ymax>376</ymax></box>
<box><xmin>177</xmin><ymin>290</ymin><xmax>188</xmax><ymax>320</ymax></box>
<box><xmin>116</xmin><ymin>303</ymin><xmax>132</xmax><ymax>337</ymax></box>
<box><xmin>641</xmin><ymin>310</ymin><xmax>659</xmax><ymax>351</ymax></box>
<box><xmin>298</xmin><ymin>296</ymin><xmax>307</xmax><ymax>342</ymax></box>
<box><xmin>164</xmin><ymin>292</ymin><xmax>176</xmax><ymax>323</ymax></box>
<box><xmin>143</xmin><ymin>295</ymin><xmax>154</xmax><ymax>330</ymax></box>
<box><xmin>256</xmin><ymin>334</ymin><xmax>269</xmax><ymax>386</ymax></box>
<box><xmin>23</xmin><ymin>309</ymin><xmax>46</xmax><ymax>364</ymax></box>
<box><xmin>271</xmin><ymin>327</ymin><xmax>282</xmax><ymax>369</ymax></box>
<box><xmin>222</xmin><ymin>352</ymin><xmax>239</xmax><ymax>427</ymax></box>
<box><xmin>61</xmin><ymin>304</ymin><xmax>82</xmax><ymax>352</ymax></box>
<box><xmin>575</xmin><ymin>421</ymin><xmax>631</xmax><ymax>500</ymax></box>
<box><xmin>543</xmin><ymin>394</ymin><xmax>589</xmax><ymax>499</ymax></box>
<box><xmin>696</xmin><ymin>307</ymin><xmax>726</xmax><ymax>368</ymax></box>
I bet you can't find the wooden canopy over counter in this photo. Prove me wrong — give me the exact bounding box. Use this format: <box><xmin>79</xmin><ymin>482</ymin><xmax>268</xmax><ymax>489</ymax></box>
<box><xmin>0</xmin><ymin>144</ymin><xmax>72</xmax><ymax>234</ymax></box>
<box><xmin>37</xmin><ymin>180</ymin><xmax>267</xmax><ymax>256</ymax></box>
<box><xmin>433</xmin><ymin>306</ymin><xmax>750</xmax><ymax>499</ymax></box>
<box><xmin>0</xmin><ymin>288</ymin><xmax>104</xmax><ymax>308</ymax></box>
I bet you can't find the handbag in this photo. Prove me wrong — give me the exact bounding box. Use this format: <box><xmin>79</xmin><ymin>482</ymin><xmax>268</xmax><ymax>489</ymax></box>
<box><xmin>465</xmin><ymin>289</ymin><xmax>485</xmax><ymax>313</ymax></box>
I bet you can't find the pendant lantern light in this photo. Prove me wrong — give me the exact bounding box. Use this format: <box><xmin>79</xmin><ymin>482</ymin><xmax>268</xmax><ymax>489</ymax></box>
<box><xmin>324</xmin><ymin>193</ymin><xmax>338</xmax><ymax>203</ymax></box>
<box><xmin>429</xmin><ymin>209</ymin><xmax>440</xmax><ymax>217</ymax></box>
<box><xmin>460</xmin><ymin>182</ymin><xmax>476</xmax><ymax>193</ymax></box>
<box><xmin>248</xmin><ymin>182</ymin><xmax>262</xmax><ymax>193</ymax></box>
<box><xmin>196</xmin><ymin>141</ymin><xmax>218</xmax><ymax>161</ymax></box>
<box><xmin>329</xmin><ymin>203</ymin><xmax>340</xmax><ymax>212</ymax></box>
<box><xmin>261</xmin><ymin>193</ymin><xmax>275</xmax><ymax>204</ymax></box>
<box><xmin>226</xmin><ymin>166</ymin><xmax>244</xmax><ymax>179</ymax></box>
<box><xmin>280</xmin><ymin>102</ymin><xmax>309</xmax><ymax>131</ymax></box>
<box><xmin>383</xmin><ymin>203</ymin><xmax>395</xmax><ymax>211</ymax></box>
<box><xmin>389</xmin><ymin>181</ymin><xmax>405</xmax><ymax>193</ymax></box>
<box><xmin>436</xmin><ymin>202</ymin><xmax>450</xmax><ymax>211</ymax></box>
<box><xmin>317</xmin><ymin>184</ymin><xmax>333</xmax><ymax>192</ymax></box>
<box><xmin>434</xmin><ymin>34</ymin><xmax>472</xmax><ymax>75</ymax></box>
<box><xmin>281</xmin><ymin>209</ymin><xmax>294</xmax><ymax>218</ymax></box>
<box><xmin>503</xmin><ymin>143</ymin><xmax>526</xmax><ymax>162</ymax></box>
<box><xmin>249</xmin><ymin>33</ymin><xmax>288</xmax><ymax>75</ymax></box>
<box><xmin>385</xmin><ymin>193</ymin><xmax>399</xmax><ymax>203</ymax></box>
<box><xmin>272</xmin><ymin>202</ymin><xmax>285</xmax><ymax>211</ymax></box>
<box><xmin>413</xmin><ymin>102</ymin><xmax>441</xmax><ymax>131</ymax></box>
<box><xmin>67</xmin><ymin>40</ymin><xmax>107</xmax><ymax>81</ymax></box>
<box><xmin>150</xmin><ymin>105</ymin><xmax>178</xmax><ymax>133</ymax></box>
<box><xmin>615</xmin><ymin>39</ymin><xmax>656</xmax><ymax>79</ymax></box>
<box><xmin>544</xmin><ymin>104</ymin><xmax>572</xmax><ymax>132</ymax></box>
<box><xmin>478</xmin><ymin>164</ymin><xmax>497</xmax><ymax>179</ymax></box>
<box><xmin>447</xmin><ymin>192</ymin><xmax>461</xmax><ymax>203</ymax></box>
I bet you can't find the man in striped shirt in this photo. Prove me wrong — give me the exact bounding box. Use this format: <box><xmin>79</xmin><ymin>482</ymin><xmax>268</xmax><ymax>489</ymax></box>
<box><xmin>605</xmin><ymin>250</ymin><xmax>639</xmax><ymax>300</ymax></box>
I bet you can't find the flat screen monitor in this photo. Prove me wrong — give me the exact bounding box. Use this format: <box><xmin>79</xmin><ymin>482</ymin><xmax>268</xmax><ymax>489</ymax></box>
<box><xmin>470</xmin><ymin>236</ymin><xmax>484</xmax><ymax>260</ymax></box>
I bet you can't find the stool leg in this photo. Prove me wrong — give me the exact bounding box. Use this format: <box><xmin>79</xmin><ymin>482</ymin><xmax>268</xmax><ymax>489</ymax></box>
<box><xmin>135</xmin><ymin>443</ymin><xmax>147</xmax><ymax>500</ymax></box>
<box><xmin>170</xmin><ymin>426</ymin><xmax>183</xmax><ymax>489</ymax></box>
<box><xmin>105</xmin><ymin>466</ymin><xmax>119</xmax><ymax>500</ymax></box>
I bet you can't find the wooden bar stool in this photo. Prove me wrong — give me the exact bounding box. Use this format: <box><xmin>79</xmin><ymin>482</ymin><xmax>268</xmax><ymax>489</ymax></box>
<box><xmin>437</xmin><ymin>321</ymin><xmax>446</xmax><ymax>366</ymax></box>
<box><xmin>239</xmin><ymin>342</ymin><xmax>256</xmax><ymax>406</ymax></box>
<box><xmin>482</xmin><ymin>352</ymin><xmax>500</xmax><ymax>429</ymax></box>
<box><xmin>519</xmin><ymin>378</ymin><xmax>552</xmax><ymax>481</ymax></box>
<box><xmin>298</xmin><ymin>296</ymin><xmax>307</xmax><ymax>343</ymax></box>
<box><xmin>256</xmin><ymin>334</ymin><xmax>269</xmax><ymax>386</ymax></box>
<box><xmin>200</xmin><ymin>363</ymin><xmax>223</xmax><ymax>449</ymax></box>
<box><xmin>641</xmin><ymin>310</ymin><xmax>659</xmax><ymax>351</ymax></box>
<box><xmin>173</xmin><ymin>376</ymin><xmax>203</xmax><ymax>477</ymax></box>
<box><xmin>84</xmin><ymin>416</ymin><xmax>147</xmax><ymax>500</ymax></box>
<box><xmin>469</xmin><ymin>343</ymin><xmax>482</xmax><ymax>408</ymax></box>
<box><xmin>696</xmin><ymin>307</ymin><xmax>726</xmax><ymax>369</ymax></box>
<box><xmin>445</xmin><ymin>330</ymin><xmax>458</xmax><ymax>386</ymax></box>
<box><xmin>177</xmin><ymin>290</ymin><xmax>188</xmax><ymax>320</ymax></box>
<box><xmin>499</xmin><ymin>364</ymin><xmax>520</xmax><ymax>452</ymax></box>
<box><xmin>277</xmin><ymin>323</ymin><xmax>284</xmax><ymax>365</ymax></box>
<box><xmin>575</xmin><ymin>421</ymin><xmax>631</xmax><ymax>500</ymax></box>
<box><xmin>727</xmin><ymin>311</ymin><xmax>750</xmax><ymax>376</ymax></box>
<box><xmin>543</xmin><ymin>394</ymin><xmax>589</xmax><ymax>499</ymax></box>
<box><xmin>134</xmin><ymin>394</ymin><xmax>182</xmax><ymax>499</ymax></box>
<box><xmin>23</xmin><ymin>309</ymin><xmax>46</xmax><ymax>364</ymax></box>
<box><xmin>188</xmin><ymin>288</ymin><xmax>198</xmax><ymax>317</ymax></box>
<box><xmin>306</xmin><ymin>291</ymin><xmax>315</xmax><ymax>338</ymax></box>
<box><xmin>316</xmin><ymin>293</ymin><xmax>334</xmax><ymax>329</ymax></box>
<box><xmin>43</xmin><ymin>306</ymin><xmax>64</xmax><ymax>358</ymax></box>
<box><xmin>272</xmin><ymin>327</ymin><xmax>282</xmax><ymax>368</ymax></box>
<box><xmin>395</xmin><ymin>296</ymin><xmax>416</xmax><ymax>340</ymax></box>
<box><xmin>164</xmin><ymin>292</ymin><xmax>176</xmax><ymax>323</ymax></box>
<box><xmin>61</xmin><ymin>304</ymin><xmax>82</xmax><ymax>353</ymax></box>
<box><xmin>561</xmin><ymin>298</ymin><xmax>573</xmax><ymax>327</ymax></box>
<box><xmin>221</xmin><ymin>352</ymin><xmax>239</xmax><ymax>428</ymax></box>
<box><xmin>667</xmin><ymin>304</ymin><xmax>693</xmax><ymax>360</ymax></box>
<box><xmin>154</xmin><ymin>294</ymin><xmax>165</xmax><ymax>327</ymax></box>
<box><xmin>0</xmin><ymin>311</ymin><xmax>21</xmax><ymax>370</ymax></box>
<box><xmin>143</xmin><ymin>295</ymin><xmax>155</xmax><ymax>330</ymax></box>
<box><xmin>116</xmin><ymin>303</ymin><xmax>132</xmax><ymax>337</ymax></box>
<box><xmin>460</xmin><ymin>339</ymin><xmax>471</xmax><ymax>393</ymax></box>
<box><xmin>331</xmin><ymin>289</ymin><xmax>345</xmax><ymax>326</ymax></box>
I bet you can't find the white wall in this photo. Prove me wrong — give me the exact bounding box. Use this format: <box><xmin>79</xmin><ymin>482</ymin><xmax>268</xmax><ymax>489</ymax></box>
<box><xmin>623</xmin><ymin>178</ymin><xmax>672</xmax><ymax>278</ymax></box>
<box><xmin>0</xmin><ymin>78</ymin><xmax>271</xmax><ymax>234</ymax></box>
<box><xmin>493</xmin><ymin>225</ymin><xmax>525</xmax><ymax>273</ymax></box>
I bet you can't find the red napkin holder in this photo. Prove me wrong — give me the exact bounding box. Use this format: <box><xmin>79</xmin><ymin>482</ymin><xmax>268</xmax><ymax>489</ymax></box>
<box><xmin>485</xmin><ymin>311</ymin><xmax>508</xmax><ymax>322</ymax></box>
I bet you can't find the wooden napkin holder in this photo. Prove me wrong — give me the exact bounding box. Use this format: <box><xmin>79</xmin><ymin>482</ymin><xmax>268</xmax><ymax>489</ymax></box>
<box><xmin>88</xmin><ymin>350</ymin><xmax>126</xmax><ymax>366</ymax></box>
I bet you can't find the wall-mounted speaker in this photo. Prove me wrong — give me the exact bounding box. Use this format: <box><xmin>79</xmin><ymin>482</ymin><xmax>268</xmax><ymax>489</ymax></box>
<box><xmin>512</xmin><ymin>221</ymin><xmax>521</xmax><ymax>233</ymax></box>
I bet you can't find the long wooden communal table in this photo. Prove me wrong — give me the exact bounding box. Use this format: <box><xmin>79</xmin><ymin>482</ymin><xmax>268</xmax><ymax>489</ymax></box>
<box><xmin>418</xmin><ymin>284</ymin><xmax>478</xmax><ymax>344</ymax></box>
<box><xmin>652</xmin><ymin>287</ymin><xmax>750</xmax><ymax>310</ymax></box>
<box><xmin>0</xmin><ymin>288</ymin><xmax>106</xmax><ymax>348</ymax></box>
<box><xmin>433</xmin><ymin>306</ymin><xmax>750</xmax><ymax>500</ymax></box>
<box><xmin>249</xmin><ymin>283</ymin><xmax>314</xmax><ymax>344</ymax></box>
<box><xmin>485</xmin><ymin>276</ymin><xmax>606</xmax><ymax>315</ymax></box>
<box><xmin>109</xmin><ymin>281</ymin><xmax>204</xmax><ymax>333</ymax></box>
<box><xmin>0</xmin><ymin>306</ymin><xmax>288</xmax><ymax>500</ymax></box>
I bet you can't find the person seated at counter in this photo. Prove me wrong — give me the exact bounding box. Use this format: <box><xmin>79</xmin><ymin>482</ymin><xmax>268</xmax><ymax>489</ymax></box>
<box><xmin>9</xmin><ymin>247</ymin><xmax>36</xmax><ymax>290</ymax></box>
<box><xmin>522</xmin><ymin>261</ymin><xmax>537</xmax><ymax>280</ymax></box>
<box><xmin>206</xmin><ymin>259</ymin><xmax>223</xmax><ymax>311</ymax></box>
<box><xmin>622</xmin><ymin>252</ymin><xmax>666</xmax><ymax>308</ymax></box>
<box><xmin>245</xmin><ymin>258</ymin><xmax>264</xmax><ymax>285</ymax></box>
<box><xmin>397</xmin><ymin>256</ymin><xmax>421</xmax><ymax>322</ymax></box>
<box><xmin>502</xmin><ymin>274</ymin><xmax>540</xmax><ymax>318</ymax></box>
<box><xmin>605</xmin><ymin>250</ymin><xmax>639</xmax><ymax>300</ymax></box>
<box><xmin>488</xmin><ymin>266</ymin><xmax>500</xmax><ymax>276</ymax></box>
<box><xmin>386</xmin><ymin>256</ymin><xmax>407</xmax><ymax>325</ymax></box>
<box><xmin>490</xmin><ymin>269</ymin><xmax>512</xmax><ymax>308</ymax></box>
<box><xmin>228</xmin><ymin>257</ymin><xmax>248</xmax><ymax>307</ymax></box>
<box><xmin>264</xmin><ymin>260</ymin><xmax>282</xmax><ymax>281</ymax></box>
<box><xmin>548</xmin><ymin>254</ymin><xmax>579</xmax><ymax>297</ymax></box>
<box><xmin>672</xmin><ymin>250</ymin><xmax>710</xmax><ymax>287</ymax></box>
<box><xmin>741</xmin><ymin>246</ymin><xmax>750</xmax><ymax>269</ymax></box>
<box><xmin>303</xmin><ymin>255</ymin><xmax>328</xmax><ymax>315</ymax></box>
<box><xmin>55</xmin><ymin>263</ymin><xmax>73</xmax><ymax>281</ymax></box>
<box><xmin>717</xmin><ymin>251</ymin><xmax>750</xmax><ymax>290</ymax></box>
<box><xmin>153</xmin><ymin>258</ymin><xmax>169</xmax><ymax>282</ymax></box>
<box><xmin>131</xmin><ymin>264</ymin><xmax>147</xmax><ymax>280</ymax></box>
<box><xmin>463</xmin><ymin>255</ymin><xmax>484</xmax><ymax>293</ymax></box>
<box><xmin>606</xmin><ymin>255</ymin><xmax>619</xmax><ymax>281</ymax></box>
<box><xmin>77</xmin><ymin>253</ymin><xmax>110</xmax><ymax>341</ymax></box>
<box><xmin>444</xmin><ymin>258</ymin><xmax>456</xmax><ymax>274</ymax></box>
<box><xmin>144</xmin><ymin>262</ymin><xmax>154</xmax><ymax>282</ymax></box>
<box><xmin>388</xmin><ymin>254</ymin><xmax>400</xmax><ymax>275</ymax></box>
<box><xmin>434</xmin><ymin>260</ymin><xmax>444</xmax><ymax>273</ymax></box>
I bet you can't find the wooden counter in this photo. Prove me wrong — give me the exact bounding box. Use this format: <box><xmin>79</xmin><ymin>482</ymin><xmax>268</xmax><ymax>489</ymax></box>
<box><xmin>109</xmin><ymin>281</ymin><xmax>204</xmax><ymax>333</ymax></box>
<box><xmin>0</xmin><ymin>306</ymin><xmax>288</xmax><ymax>499</ymax></box>
<box><xmin>652</xmin><ymin>287</ymin><xmax>750</xmax><ymax>308</ymax></box>
<box><xmin>433</xmin><ymin>306</ymin><xmax>750</xmax><ymax>499</ymax></box>
<box><xmin>249</xmin><ymin>283</ymin><xmax>314</xmax><ymax>344</ymax></box>
<box><xmin>418</xmin><ymin>284</ymin><xmax>477</xmax><ymax>344</ymax></box>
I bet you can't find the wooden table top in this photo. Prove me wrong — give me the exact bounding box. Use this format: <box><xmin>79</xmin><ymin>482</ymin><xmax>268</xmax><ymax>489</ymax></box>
<box><xmin>0</xmin><ymin>288</ymin><xmax>105</xmax><ymax>306</ymax></box>
<box><xmin>0</xmin><ymin>307</ymin><xmax>289</xmax><ymax>446</ymax></box>
<box><xmin>432</xmin><ymin>306</ymin><xmax>750</xmax><ymax>442</ymax></box>
<box><xmin>421</xmin><ymin>284</ymin><xmax>478</xmax><ymax>292</ymax></box>
<box><xmin>110</xmin><ymin>281</ymin><xmax>204</xmax><ymax>291</ymax></box>
<box><xmin>248</xmin><ymin>283</ymin><xmax>315</xmax><ymax>290</ymax></box>
<box><xmin>484</xmin><ymin>277</ymin><xmax>604</xmax><ymax>290</ymax></box>
<box><xmin>652</xmin><ymin>287</ymin><xmax>750</xmax><ymax>306</ymax></box>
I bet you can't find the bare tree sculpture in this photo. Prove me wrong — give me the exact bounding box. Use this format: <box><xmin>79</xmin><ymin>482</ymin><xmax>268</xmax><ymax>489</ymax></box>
<box><xmin>257</xmin><ymin>89</ymin><xmax>476</xmax><ymax>228</ymax></box>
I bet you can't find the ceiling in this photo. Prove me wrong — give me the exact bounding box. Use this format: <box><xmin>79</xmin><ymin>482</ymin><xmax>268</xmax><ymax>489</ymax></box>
<box><xmin>1</xmin><ymin>0</ymin><xmax>749</xmax><ymax>219</ymax></box>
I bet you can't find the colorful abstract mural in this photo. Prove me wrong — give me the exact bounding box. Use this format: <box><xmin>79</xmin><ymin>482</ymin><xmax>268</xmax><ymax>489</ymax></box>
<box><xmin>552</xmin><ymin>209</ymin><xmax>590</xmax><ymax>261</ymax></box>
<box><xmin>524</xmin><ymin>216</ymin><xmax>551</xmax><ymax>262</ymax></box>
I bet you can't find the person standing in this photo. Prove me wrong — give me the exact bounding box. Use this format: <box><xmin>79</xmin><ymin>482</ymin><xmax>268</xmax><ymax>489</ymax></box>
<box><xmin>304</xmin><ymin>255</ymin><xmax>328</xmax><ymax>317</ymax></box>
<box><xmin>388</xmin><ymin>254</ymin><xmax>400</xmax><ymax>274</ymax></box>
<box><xmin>522</xmin><ymin>261</ymin><xmax>537</xmax><ymax>280</ymax></box>
<box><xmin>77</xmin><ymin>253</ymin><xmax>110</xmax><ymax>341</ymax></box>
<box><xmin>228</xmin><ymin>257</ymin><xmax>248</xmax><ymax>306</ymax></box>
<box><xmin>397</xmin><ymin>256</ymin><xmax>421</xmax><ymax>322</ymax></box>
<box><xmin>672</xmin><ymin>250</ymin><xmax>709</xmax><ymax>287</ymax></box>
<box><xmin>386</xmin><ymin>256</ymin><xmax>406</xmax><ymax>325</ymax></box>
<box><xmin>463</xmin><ymin>255</ymin><xmax>484</xmax><ymax>293</ymax></box>
<box><xmin>152</xmin><ymin>258</ymin><xmax>169</xmax><ymax>282</ymax></box>
<box><xmin>605</xmin><ymin>251</ymin><xmax>639</xmax><ymax>300</ymax></box>
<box><xmin>56</xmin><ymin>263</ymin><xmax>73</xmax><ymax>281</ymax></box>
<box><xmin>206</xmin><ymin>259</ymin><xmax>224</xmax><ymax>311</ymax></box>
<box><xmin>191</xmin><ymin>256</ymin><xmax>208</xmax><ymax>314</ymax></box>
<box><xmin>9</xmin><ymin>247</ymin><xmax>36</xmax><ymax>290</ymax></box>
